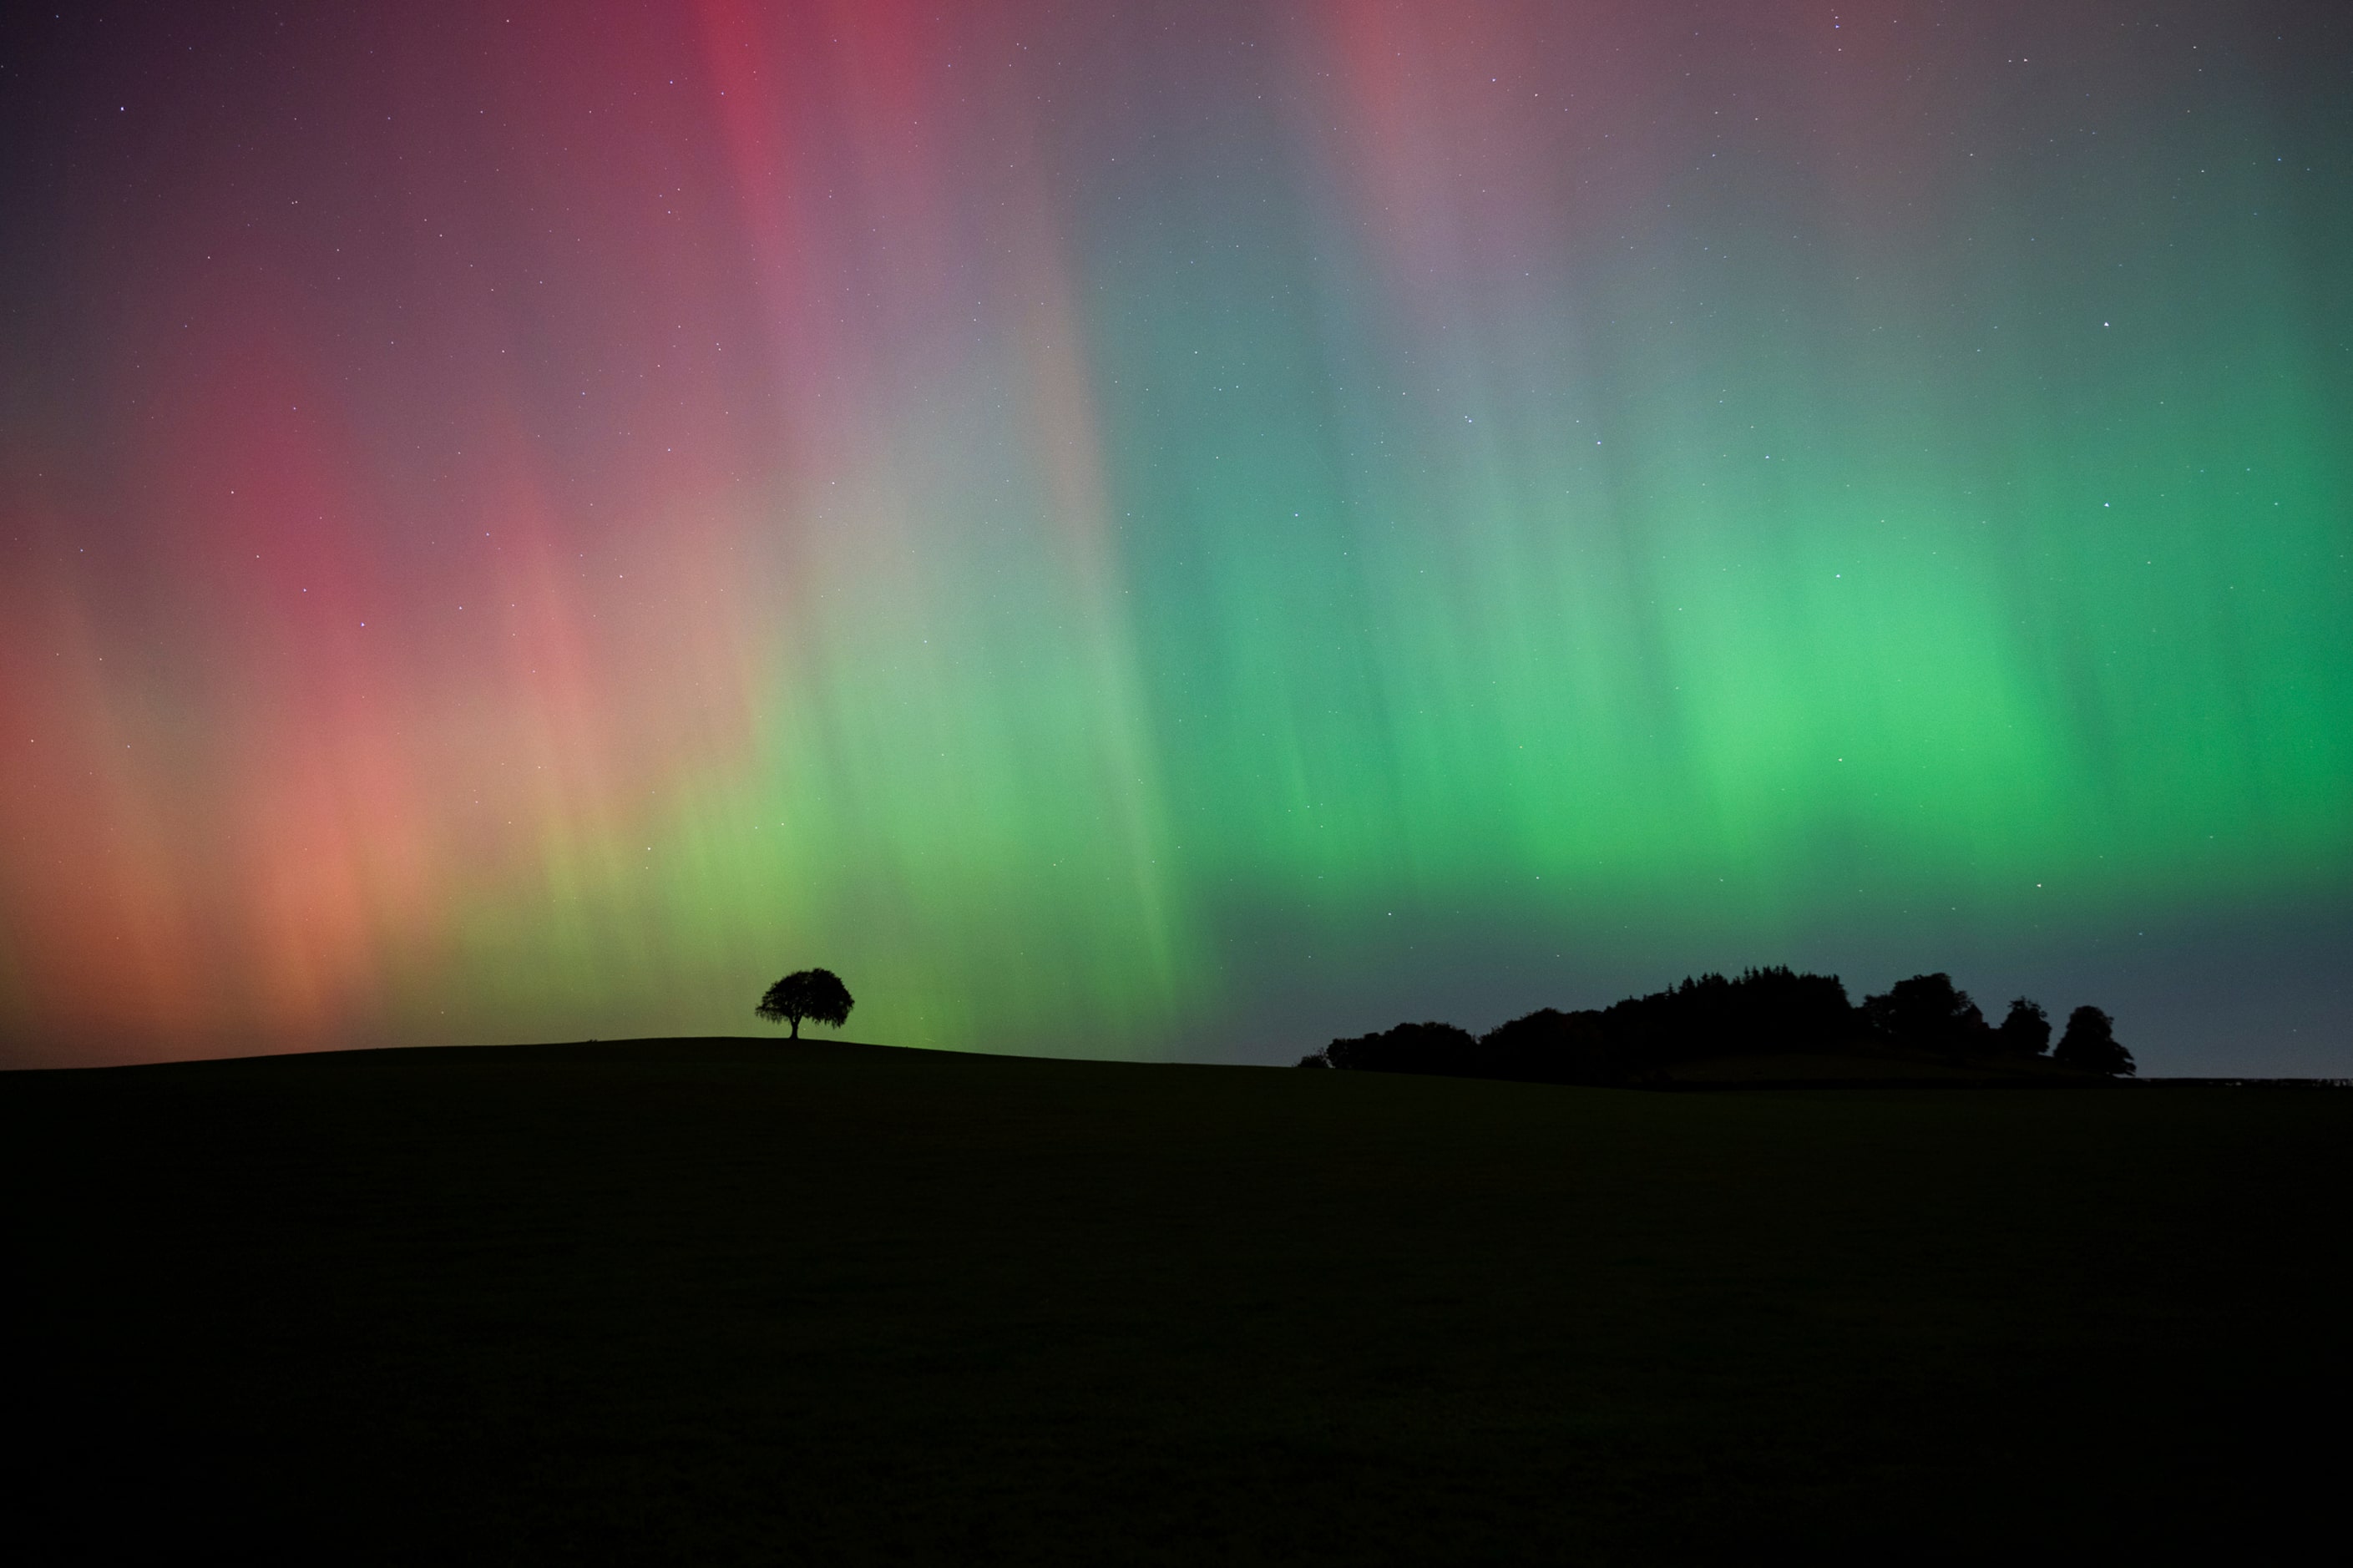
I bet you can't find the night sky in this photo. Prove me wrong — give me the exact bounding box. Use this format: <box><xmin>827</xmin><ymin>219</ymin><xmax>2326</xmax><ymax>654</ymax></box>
<box><xmin>3</xmin><ymin>2</ymin><xmax>2347</xmax><ymax>1072</ymax></box>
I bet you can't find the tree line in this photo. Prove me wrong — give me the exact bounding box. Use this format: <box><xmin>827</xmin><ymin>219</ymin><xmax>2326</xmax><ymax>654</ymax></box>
<box><xmin>1297</xmin><ymin>968</ymin><xmax>2133</xmax><ymax>1085</ymax></box>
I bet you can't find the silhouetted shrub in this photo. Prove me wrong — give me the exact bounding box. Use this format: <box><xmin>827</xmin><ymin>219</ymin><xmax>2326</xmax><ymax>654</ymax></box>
<box><xmin>2052</xmin><ymin>1005</ymin><xmax>2134</xmax><ymax>1075</ymax></box>
<box><xmin>1296</xmin><ymin>1052</ymin><xmax>1331</xmax><ymax>1069</ymax></box>
<box><xmin>1996</xmin><ymin>997</ymin><xmax>2052</xmax><ymax>1056</ymax></box>
<box><xmin>1862</xmin><ymin>973</ymin><xmax>1990</xmax><ymax>1054</ymax></box>
<box><xmin>1322</xmin><ymin>1021</ymin><xmax>1481</xmax><ymax>1075</ymax></box>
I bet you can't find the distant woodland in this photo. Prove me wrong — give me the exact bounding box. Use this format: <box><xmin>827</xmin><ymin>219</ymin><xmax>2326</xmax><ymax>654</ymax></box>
<box><xmin>1299</xmin><ymin>969</ymin><xmax>2134</xmax><ymax>1085</ymax></box>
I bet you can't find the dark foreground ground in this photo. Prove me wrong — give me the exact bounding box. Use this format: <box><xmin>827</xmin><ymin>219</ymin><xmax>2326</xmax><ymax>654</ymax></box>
<box><xmin>8</xmin><ymin>1039</ymin><xmax>2349</xmax><ymax>1563</ymax></box>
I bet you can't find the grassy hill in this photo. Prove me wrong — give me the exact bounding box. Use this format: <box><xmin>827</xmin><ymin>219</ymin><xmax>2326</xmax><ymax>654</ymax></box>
<box><xmin>8</xmin><ymin>1039</ymin><xmax>2347</xmax><ymax>1562</ymax></box>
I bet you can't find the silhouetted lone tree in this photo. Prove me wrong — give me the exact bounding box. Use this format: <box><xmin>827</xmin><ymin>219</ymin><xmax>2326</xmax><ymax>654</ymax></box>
<box><xmin>2052</xmin><ymin>1004</ymin><xmax>2133</xmax><ymax>1076</ymax></box>
<box><xmin>757</xmin><ymin>969</ymin><xmax>854</xmax><ymax>1039</ymax></box>
<box><xmin>1996</xmin><ymin>997</ymin><xmax>2052</xmax><ymax>1056</ymax></box>
<box><xmin>1862</xmin><ymin>973</ymin><xmax>1989</xmax><ymax>1054</ymax></box>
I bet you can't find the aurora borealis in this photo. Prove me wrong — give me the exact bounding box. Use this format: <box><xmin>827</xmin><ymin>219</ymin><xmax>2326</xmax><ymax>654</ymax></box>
<box><xmin>3</xmin><ymin>1</ymin><xmax>2347</xmax><ymax>1072</ymax></box>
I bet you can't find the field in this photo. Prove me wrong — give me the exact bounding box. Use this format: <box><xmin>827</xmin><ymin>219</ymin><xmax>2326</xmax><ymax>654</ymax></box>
<box><xmin>8</xmin><ymin>1039</ymin><xmax>2348</xmax><ymax>1562</ymax></box>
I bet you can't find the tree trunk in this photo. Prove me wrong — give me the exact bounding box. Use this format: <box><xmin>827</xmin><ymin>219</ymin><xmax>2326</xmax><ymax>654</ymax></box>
<box><xmin>791</xmin><ymin>1018</ymin><xmax>800</xmax><ymax>1039</ymax></box>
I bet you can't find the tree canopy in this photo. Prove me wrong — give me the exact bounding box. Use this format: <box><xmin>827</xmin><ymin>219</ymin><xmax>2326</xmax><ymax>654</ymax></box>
<box><xmin>1298</xmin><ymin>966</ymin><xmax>2127</xmax><ymax>1087</ymax></box>
<box><xmin>1996</xmin><ymin>997</ymin><xmax>2053</xmax><ymax>1056</ymax></box>
<box><xmin>2052</xmin><ymin>1005</ymin><xmax>2134</xmax><ymax>1076</ymax></box>
<box><xmin>1299</xmin><ymin>967</ymin><xmax>1855</xmax><ymax>1086</ymax></box>
<box><xmin>757</xmin><ymin>969</ymin><xmax>854</xmax><ymax>1039</ymax></box>
<box><xmin>1860</xmin><ymin>972</ymin><xmax>1988</xmax><ymax>1054</ymax></box>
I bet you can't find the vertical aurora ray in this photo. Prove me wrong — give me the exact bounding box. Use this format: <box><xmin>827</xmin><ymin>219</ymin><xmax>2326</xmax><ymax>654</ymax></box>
<box><xmin>3</xmin><ymin>1</ymin><xmax>2347</xmax><ymax>1070</ymax></box>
